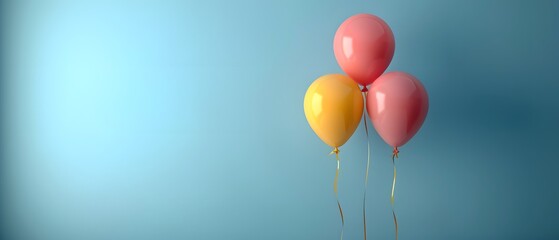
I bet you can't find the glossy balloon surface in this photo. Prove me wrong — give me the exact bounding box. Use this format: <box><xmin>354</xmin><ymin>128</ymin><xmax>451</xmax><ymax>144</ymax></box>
<box><xmin>367</xmin><ymin>72</ymin><xmax>428</xmax><ymax>147</ymax></box>
<box><xmin>334</xmin><ymin>14</ymin><xmax>395</xmax><ymax>87</ymax></box>
<box><xmin>304</xmin><ymin>74</ymin><xmax>364</xmax><ymax>148</ymax></box>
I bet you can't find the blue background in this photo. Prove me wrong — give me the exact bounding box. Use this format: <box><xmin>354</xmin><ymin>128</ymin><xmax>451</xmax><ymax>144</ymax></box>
<box><xmin>2</xmin><ymin>0</ymin><xmax>559</xmax><ymax>239</ymax></box>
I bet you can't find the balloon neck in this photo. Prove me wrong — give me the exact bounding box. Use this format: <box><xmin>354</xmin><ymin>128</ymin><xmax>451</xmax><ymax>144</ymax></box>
<box><xmin>361</xmin><ymin>86</ymin><xmax>368</xmax><ymax>92</ymax></box>
<box><xmin>331</xmin><ymin>147</ymin><xmax>340</xmax><ymax>160</ymax></box>
<box><xmin>392</xmin><ymin>147</ymin><xmax>399</xmax><ymax>158</ymax></box>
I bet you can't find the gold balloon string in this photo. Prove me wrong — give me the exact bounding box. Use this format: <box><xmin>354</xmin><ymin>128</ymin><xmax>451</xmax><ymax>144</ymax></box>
<box><xmin>362</xmin><ymin>90</ymin><xmax>371</xmax><ymax>240</ymax></box>
<box><xmin>330</xmin><ymin>147</ymin><xmax>344</xmax><ymax>240</ymax></box>
<box><xmin>391</xmin><ymin>147</ymin><xmax>399</xmax><ymax>240</ymax></box>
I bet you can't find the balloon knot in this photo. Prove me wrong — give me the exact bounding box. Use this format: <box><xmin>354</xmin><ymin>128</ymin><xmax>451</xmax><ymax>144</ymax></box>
<box><xmin>333</xmin><ymin>147</ymin><xmax>340</xmax><ymax>155</ymax></box>
<box><xmin>330</xmin><ymin>147</ymin><xmax>340</xmax><ymax>160</ymax></box>
<box><xmin>361</xmin><ymin>86</ymin><xmax>368</xmax><ymax>92</ymax></box>
<box><xmin>392</xmin><ymin>147</ymin><xmax>399</xmax><ymax>158</ymax></box>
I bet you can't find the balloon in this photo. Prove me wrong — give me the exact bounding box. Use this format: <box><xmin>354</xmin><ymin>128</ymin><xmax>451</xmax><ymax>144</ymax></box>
<box><xmin>304</xmin><ymin>74</ymin><xmax>364</xmax><ymax>148</ymax></box>
<box><xmin>366</xmin><ymin>72</ymin><xmax>428</xmax><ymax>147</ymax></box>
<box><xmin>333</xmin><ymin>14</ymin><xmax>395</xmax><ymax>89</ymax></box>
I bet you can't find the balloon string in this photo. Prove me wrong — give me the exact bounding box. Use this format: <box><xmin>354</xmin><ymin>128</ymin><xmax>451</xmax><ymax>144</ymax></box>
<box><xmin>362</xmin><ymin>91</ymin><xmax>370</xmax><ymax>240</ymax></box>
<box><xmin>391</xmin><ymin>147</ymin><xmax>399</xmax><ymax>240</ymax></box>
<box><xmin>330</xmin><ymin>147</ymin><xmax>344</xmax><ymax>240</ymax></box>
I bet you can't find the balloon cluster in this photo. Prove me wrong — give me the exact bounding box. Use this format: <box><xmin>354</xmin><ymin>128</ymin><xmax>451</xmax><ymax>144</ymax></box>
<box><xmin>304</xmin><ymin>14</ymin><xmax>429</xmax><ymax>240</ymax></box>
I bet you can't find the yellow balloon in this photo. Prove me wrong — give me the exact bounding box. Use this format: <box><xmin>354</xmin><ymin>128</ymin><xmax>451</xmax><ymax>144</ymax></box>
<box><xmin>304</xmin><ymin>74</ymin><xmax>363</xmax><ymax>148</ymax></box>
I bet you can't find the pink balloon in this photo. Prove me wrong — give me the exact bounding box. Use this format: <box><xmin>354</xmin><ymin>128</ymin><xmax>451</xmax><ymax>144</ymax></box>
<box><xmin>334</xmin><ymin>14</ymin><xmax>395</xmax><ymax>89</ymax></box>
<box><xmin>367</xmin><ymin>72</ymin><xmax>429</xmax><ymax>147</ymax></box>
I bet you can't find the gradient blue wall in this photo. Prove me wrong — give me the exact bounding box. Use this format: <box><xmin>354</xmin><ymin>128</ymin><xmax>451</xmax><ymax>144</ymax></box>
<box><xmin>2</xmin><ymin>1</ymin><xmax>558</xmax><ymax>239</ymax></box>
